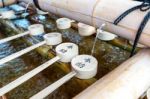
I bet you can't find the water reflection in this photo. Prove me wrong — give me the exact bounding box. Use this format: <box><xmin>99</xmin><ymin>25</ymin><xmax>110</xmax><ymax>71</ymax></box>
<box><xmin>0</xmin><ymin>43</ymin><xmax>14</xmax><ymax>59</ymax></box>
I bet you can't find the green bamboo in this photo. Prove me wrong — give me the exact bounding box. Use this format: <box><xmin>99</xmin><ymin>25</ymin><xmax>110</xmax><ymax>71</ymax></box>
<box><xmin>108</xmin><ymin>38</ymin><xmax>140</xmax><ymax>52</ymax></box>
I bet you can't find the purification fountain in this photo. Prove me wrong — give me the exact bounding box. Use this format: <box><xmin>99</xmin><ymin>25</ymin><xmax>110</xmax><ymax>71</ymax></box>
<box><xmin>0</xmin><ymin>0</ymin><xmax>149</xmax><ymax>99</ymax></box>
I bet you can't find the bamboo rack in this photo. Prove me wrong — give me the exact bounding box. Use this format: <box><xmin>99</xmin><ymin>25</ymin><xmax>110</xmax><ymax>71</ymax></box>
<box><xmin>0</xmin><ymin>19</ymin><xmax>97</xmax><ymax>90</ymax></box>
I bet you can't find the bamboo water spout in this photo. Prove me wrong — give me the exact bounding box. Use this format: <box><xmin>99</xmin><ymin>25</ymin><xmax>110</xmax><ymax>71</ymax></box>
<box><xmin>0</xmin><ymin>0</ymin><xmax>149</xmax><ymax>46</ymax></box>
<box><xmin>18</xmin><ymin>0</ymin><xmax>150</xmax><ymax>47</ymax></box>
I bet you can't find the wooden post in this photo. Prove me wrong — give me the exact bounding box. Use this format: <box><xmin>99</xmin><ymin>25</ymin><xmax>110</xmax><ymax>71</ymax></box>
<box><xmin>74</xmin><ymin>49</ymin><xmax>150</xmax><ymax>99</ymax></box>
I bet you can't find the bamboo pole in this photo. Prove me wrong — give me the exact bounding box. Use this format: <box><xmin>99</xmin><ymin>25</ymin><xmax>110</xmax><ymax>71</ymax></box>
<box><xmin>19</xmin><ymin>0</ymin><xmax>150</xmax><ymax>47</ymax></box>
<box><xmin>30</xmin><ymin>71</ymin><xmax>77</xmax><ymax>99</ymax></box>
<box><xmin>0</xmin><ymin>0</ymin><xmax>148</xmax><ymax>46</ymax></box>
<box><xmin>0</xmin><ymin>31</ymin><xmax>29</xmax><ymax>44</ymax></box>
<box><xmin>108</xmin><ymin>39</ymin><xmax>140</xmax><ymax>52</ymax></box>
<box><xmin>0</xmin><ymin>85</ymin><xmax>6</xmax><ymax>99</ymax></box>
<box><xmin>9</xmin><ymin>1</ymin><xmax>140</xmax><ymax>53</ymax></box>
<box><xmin>0</xmin><ymin>41</ymin><xmax>46</xmax><ymax>65</ymax></box>
<box><xmin>74</xmin><ymin>49</ymin><xmax>150</xmax><ymax>99</ymax></box>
